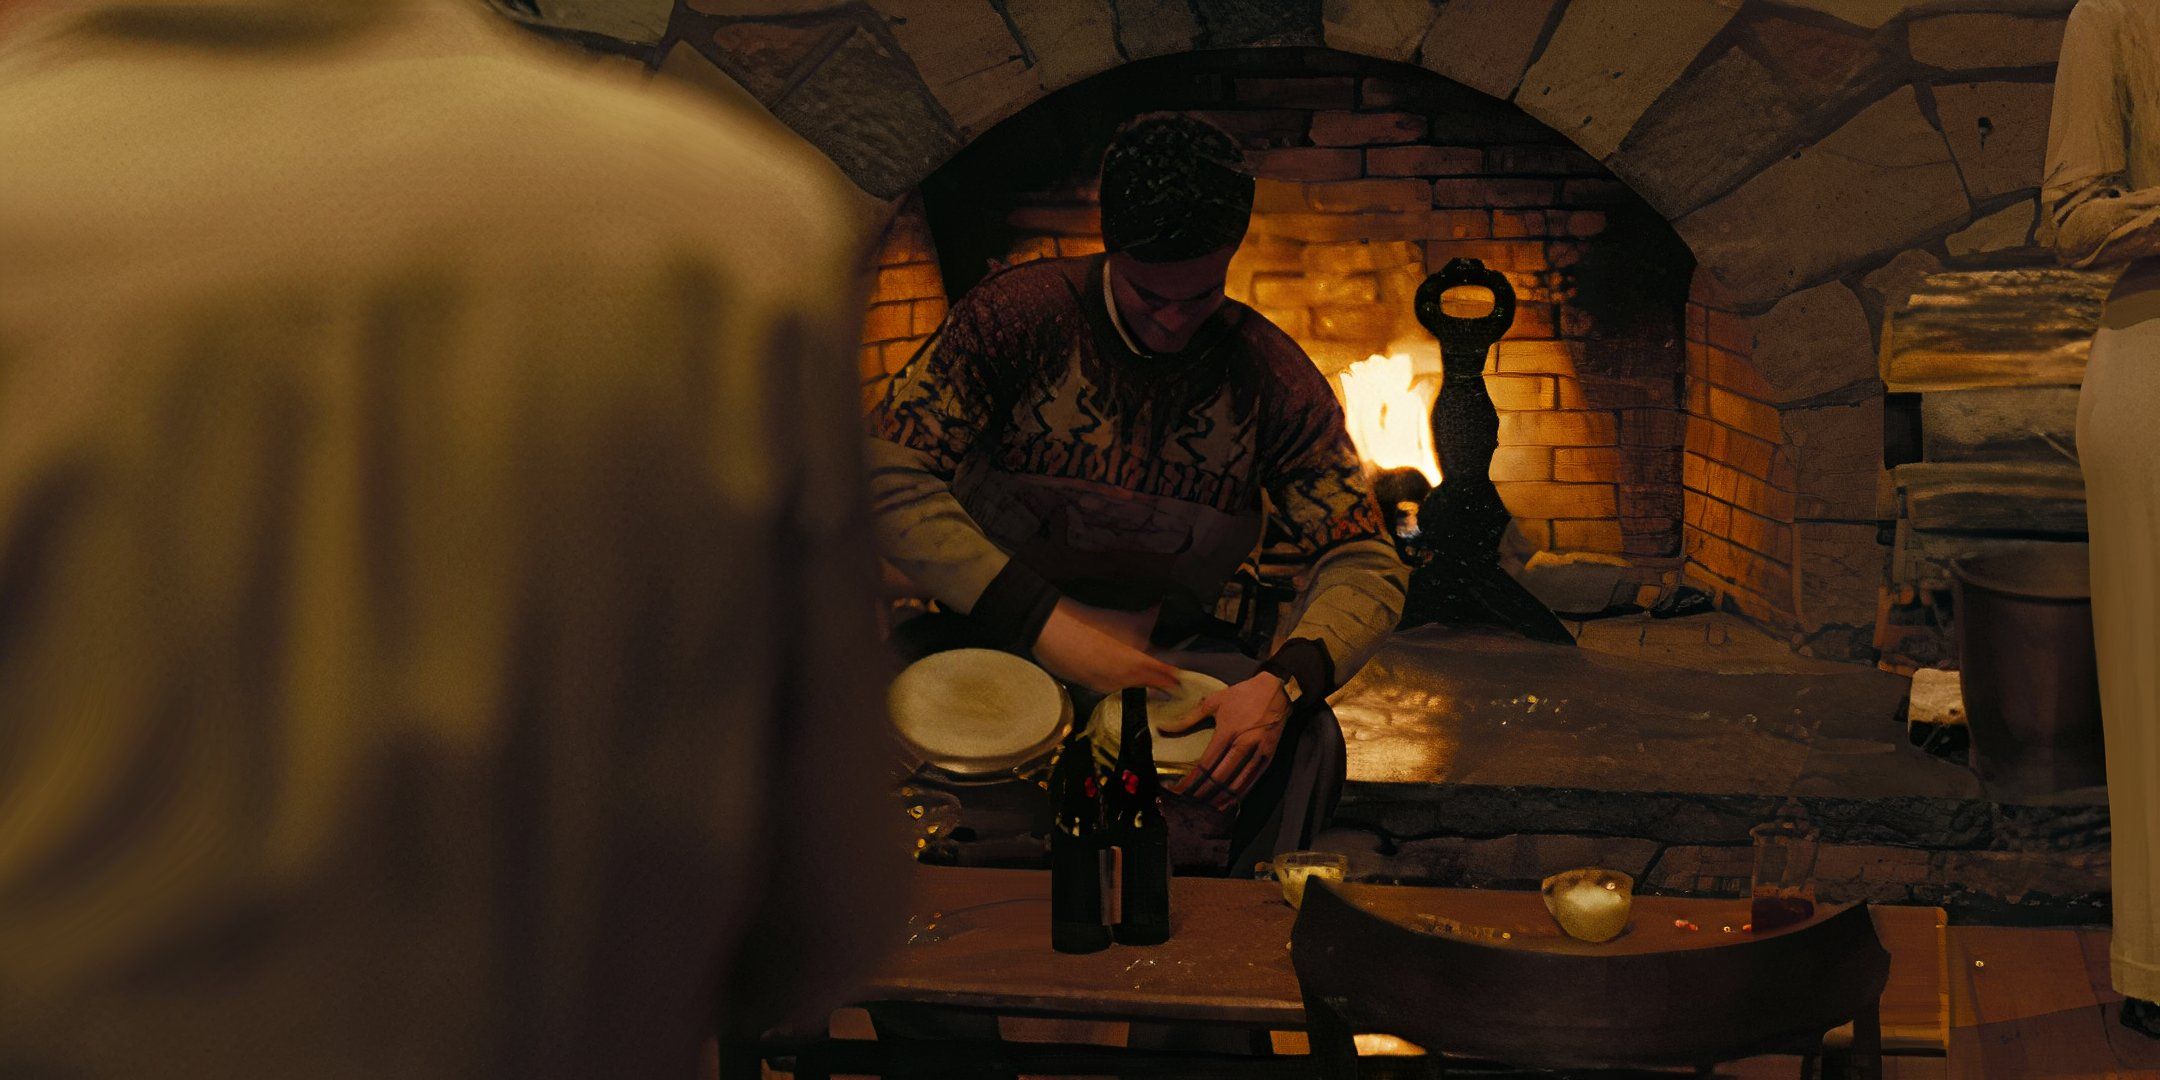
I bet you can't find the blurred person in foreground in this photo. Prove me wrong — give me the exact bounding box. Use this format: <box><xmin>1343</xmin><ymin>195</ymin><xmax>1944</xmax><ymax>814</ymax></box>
<box><xmin>0</xmin><ymin>1</ymin><xmax>903</xmax><ymax>1076</ymax></box>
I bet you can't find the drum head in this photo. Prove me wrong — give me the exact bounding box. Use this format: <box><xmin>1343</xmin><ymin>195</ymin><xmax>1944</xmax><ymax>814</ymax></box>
<box><xmin>889</xmin><ymin>649</ymin><xmax>1069</xmax><ymax>778</ymax></box>
<box><xmin>1088</xmin><ymin>669</ymin><xmax>1227</xmax><ymax>775</ymax></box>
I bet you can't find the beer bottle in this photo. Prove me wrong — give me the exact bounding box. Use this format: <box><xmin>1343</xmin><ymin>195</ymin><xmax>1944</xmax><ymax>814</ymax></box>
<box><xmin>1048</xmin><ymin>731</ymin><xmax>1112</xmax><ymax>954</ymax></box>
<box><xmin>1107</xmin><ymin>687</ymin><xmax>1171</xmax><ymax>945</ymax></box>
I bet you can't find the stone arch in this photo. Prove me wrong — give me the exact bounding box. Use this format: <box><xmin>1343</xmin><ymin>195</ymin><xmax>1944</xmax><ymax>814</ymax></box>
<box><xmin>647</xmin><ymin>0</ymin><xmax>2068</xmax><ymax>654</ymax></box>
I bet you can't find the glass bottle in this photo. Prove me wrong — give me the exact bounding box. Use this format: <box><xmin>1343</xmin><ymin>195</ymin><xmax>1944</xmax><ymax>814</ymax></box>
<box><xmin>1107</xmin><ymin>686</ymin><xmax>1171</xmax><ymax>946</ymax></box>
<box><xmin>1048</xmin><ymin>730</ymin><xmax>1112</xmax><ymax>954</ymax></box>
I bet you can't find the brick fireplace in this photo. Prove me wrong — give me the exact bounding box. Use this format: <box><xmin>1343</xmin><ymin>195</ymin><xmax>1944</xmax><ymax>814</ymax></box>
<box><xmin>521</xmin><ymin>0</ymin><xmax>2076</xmax><ymax>666</ymax></box>
<box><xmin>860</xmin><ymin>51</ymin><xmax>1709</xmax><ymax>620</ymax></box>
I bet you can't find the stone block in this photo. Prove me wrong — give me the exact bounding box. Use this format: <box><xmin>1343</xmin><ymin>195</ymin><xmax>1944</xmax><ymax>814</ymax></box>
<box><xmin>1365</xmin><ymin>144</ymin><xmax>1484</xmax><ymax>177</ymax></box>
<box><xmin>870</xmin><ymin>0</ymin><xmax>1037</xmax><ymax>137</ymax></box>
<box><xmin>1909</xmin><ymin>14</ymin><xmax>2068</xmax><ymax>72</ymax></box>
<box><xmin>1250</xmin><ymin>147</ymin><xmax>1363</xmax><ymax>181</ymax></box>
<box><xmin>1003</xmin><ymin>0</ymin><xmax>1120</xmax><ymax>92</ymax></box>
<box><xmin>1946</xmin><ymin>199</ymin><xmax>2039</xmax><ymax>257</ymax></box>
<box><xmin>1607</xmin><ymin>47</ymin><xmax>1800</xmax><ymax>219</ymax></box>
<box><xmin>1515</xmin><ymin>0</ymin><xmax>1739</xmax><ymax>160</ymax></box>
<box><xmin>1676</xmin><ymin>88</ymin><xmax>1969</xmax><ymax>307</ymax></box>
<box><xmin>768</xmin><ymin>25</ymin><xmax>958</xmax><ymax>198</ymax></box>
<box><xmin>1321</xmin><ymin>0</ymin><xmax>1437</xmax><ymax>63</ymax></box>
<box><xmin>1775</xmin><ymin>0</ymin><xmax>1908</xmax><ymax>29</ymax></box>
<box><xmin>1192</xmin><ymin>0</ymin><xmax>1323</xmax><ymax>48</ymax></box>
<box><xmin>1788</xmin><ymin>401</ymin><xmax>1883</xmax><ymax>521</ymax></box>
<box><xmin>1103</xmin><ymin>0</ymin><xmax>1200</xmax><ymax>60</ymax></box>
<box><xmin>1309</xmin><ymin>110</ymin><xmax>1428</xmax><ymax>146</ymax></box>
<box><xmin>1415</xmin><ymin>0</ymin><xmax>1562</xmax><ymax>100</ymax></box>
<box><xmin>1797</xmin><ymin>521</ymin><xmax>1885</xmax><ymax>634</ymax></box>
<box><xmin>1932</xmin><ymin>81</ymin><xmax>2053</xmax><ymax>202</ymax></box>
<box><xmin>1751</xmin><ymin>281</ymin><xmax>1878</xmax><ymax>405</ymax></box>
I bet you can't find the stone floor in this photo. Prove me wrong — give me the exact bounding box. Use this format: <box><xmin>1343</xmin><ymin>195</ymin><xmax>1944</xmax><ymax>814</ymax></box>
<box><xmin>911</xmin><ymin>613</ymin><xmax>2111</xmax><ymax>925</ymax></box>
<box><xmin>1324</xmin><ymin>619</ymin><xmax>2109</xmax><ymax>924</ymax></box>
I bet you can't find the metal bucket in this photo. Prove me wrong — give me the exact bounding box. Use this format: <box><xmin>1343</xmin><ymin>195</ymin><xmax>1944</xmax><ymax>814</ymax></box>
<box><xmin>1952</xmin><ymin>543</ymin><xmax>2106</xmax><ymax>797</ymax></box>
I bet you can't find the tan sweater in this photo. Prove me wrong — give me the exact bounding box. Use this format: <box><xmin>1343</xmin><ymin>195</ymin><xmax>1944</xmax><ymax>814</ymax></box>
<box><xmin>0</xmin><ymin>2</ymin><xmax>903</xmax><ymax>1076</ymax></box>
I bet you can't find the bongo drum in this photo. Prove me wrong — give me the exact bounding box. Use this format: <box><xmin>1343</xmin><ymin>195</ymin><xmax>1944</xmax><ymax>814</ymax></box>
<box><xmin>1086</xmin><ymin>669</ymin><xmax>1226</xmax><ymax>783</ymax></box>
<box><xmin>887</xmin><ymin>648</ymin><xmax>1073</xmax><ymax>784</ymax></box>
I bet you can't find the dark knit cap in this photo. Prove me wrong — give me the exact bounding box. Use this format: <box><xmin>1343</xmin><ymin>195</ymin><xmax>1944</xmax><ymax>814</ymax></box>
<box><xmin>1099</xmin><ymin>113</ymin><xmax>1254</xmax><ymax>263</ymax></box>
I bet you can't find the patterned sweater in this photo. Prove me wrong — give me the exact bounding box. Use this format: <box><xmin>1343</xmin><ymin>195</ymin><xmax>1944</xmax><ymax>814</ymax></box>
<box><xmin>866</xmin><ymin>255</ymin><xmax>1407</xmax><ymax>700</ymax></box>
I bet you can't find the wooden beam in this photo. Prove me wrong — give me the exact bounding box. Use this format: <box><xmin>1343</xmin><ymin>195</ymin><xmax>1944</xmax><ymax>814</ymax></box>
<box><xmin>1883</xmin><ymin>269</ymin><xmax>2112</xmax><ymax>393</ymax></box>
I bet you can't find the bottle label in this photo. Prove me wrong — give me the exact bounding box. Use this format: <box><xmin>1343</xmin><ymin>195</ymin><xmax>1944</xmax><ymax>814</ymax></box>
<box><xmin>1100</xmin><ymin>845</ymin><xmax>1122</xmax><ymax>926</ymax></box>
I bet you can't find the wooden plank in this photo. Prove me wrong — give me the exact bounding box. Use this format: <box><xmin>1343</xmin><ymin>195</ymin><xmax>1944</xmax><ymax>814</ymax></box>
<box><xmin>1883</xmin><ymin>268</ymin><xmax>2111</xmax><ymax>393</ymax></box>
<box><xmin>1950</xmin><ymin>926</ymin><xmax>2102</xmax><ymax>1028</ymax></box>
<box><xmin>868</xmin><ymin>867</ymin><xmax>1947</xmax><ymax>1044</ymax></box>
<box><xmin>1895</xmin><ymin>461</ymin><xmax>2087</xmax><ymax>536</ymax></box>
<box><xmin>1948</xmin><ymin>1004</ymin><xmax>2131</xmax><ymax>1079</ymax></box>
<box><xmin>1920</xmin><ymin>386</ymin><xmax>2080</xmax><ymax>464</ymax></box>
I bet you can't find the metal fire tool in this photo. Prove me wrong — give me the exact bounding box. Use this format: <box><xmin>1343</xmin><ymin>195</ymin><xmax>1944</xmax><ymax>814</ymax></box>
<box><xmin>1398</xmin><ymin>258</ymin><xmax>1575</xmax><ymax>644</ymax></box>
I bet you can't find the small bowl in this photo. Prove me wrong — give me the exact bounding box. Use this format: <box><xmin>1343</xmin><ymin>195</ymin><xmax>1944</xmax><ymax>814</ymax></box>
<box><xmin>1274</xmin><ymin>850</ymin><xmax>1349</xmax><ymax>908</ymax></box>
<box><xmin>1541</xmin><ymin>867</ymin><xmax>1634</xmax><ymax>943</ymax></box>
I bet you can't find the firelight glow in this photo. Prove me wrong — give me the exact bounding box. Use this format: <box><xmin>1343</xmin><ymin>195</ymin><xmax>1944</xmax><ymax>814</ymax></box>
<box><xmin>1338</xmin><ymin>351</ymin><xmax>1442</xmax><ymax>487</ymax></box>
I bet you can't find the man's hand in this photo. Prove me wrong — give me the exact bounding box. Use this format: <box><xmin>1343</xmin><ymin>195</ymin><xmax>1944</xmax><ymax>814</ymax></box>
<box><xmin>1161</xmin><ymin>672</ymin><xmax>1292</xmax><ymax>812</ymax></box>
<box><xmin>1032</xmin><ymin>601</ymin><xmax>1181</xmax><ymax>696</ymax></box>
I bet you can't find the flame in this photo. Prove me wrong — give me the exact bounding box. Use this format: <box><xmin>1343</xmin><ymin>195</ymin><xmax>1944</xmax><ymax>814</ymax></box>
<box><xmin>1339</xmin><ymin>352</ymin><xmax>1442</xmax><ymax>486</ymax></box>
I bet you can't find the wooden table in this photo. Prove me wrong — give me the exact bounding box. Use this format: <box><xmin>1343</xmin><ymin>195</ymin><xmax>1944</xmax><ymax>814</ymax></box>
<box><xmin>758</xmin><ymin>865</ymin><xmax>1948</xmax><ymax>1077</ymax></box>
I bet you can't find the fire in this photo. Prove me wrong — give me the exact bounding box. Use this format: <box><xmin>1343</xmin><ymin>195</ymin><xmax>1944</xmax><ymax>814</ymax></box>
<box><xmin>1338</xmin><ymin>351</ymin><xmax>1442</xmax><ymax>486</ymax></box>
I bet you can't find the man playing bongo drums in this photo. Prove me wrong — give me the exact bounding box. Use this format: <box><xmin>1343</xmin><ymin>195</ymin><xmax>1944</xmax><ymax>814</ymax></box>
<box><xmin>866</xmin><ymin>113</ymin><xmax>1408</xmax><ymax>875</ymax></box>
